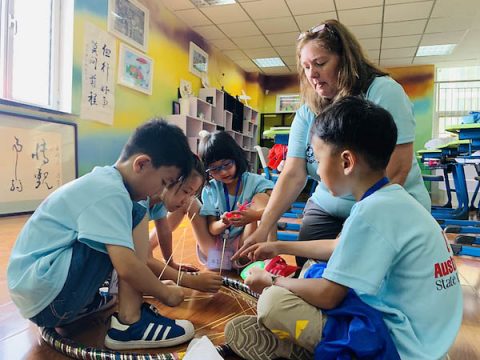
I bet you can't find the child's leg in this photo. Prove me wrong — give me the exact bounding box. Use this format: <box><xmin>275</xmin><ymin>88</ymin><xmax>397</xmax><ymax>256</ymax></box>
<box><xmin>187</xmin><ymin>198</ymin><xmax>217</xmax><ymax>257</ymax></box>
<box><xmin>257</xmin><ymin>285</ymin><xmax>324</xmax><ymax>352</ymax></box>
<box><xmin>29</xmin><ymin>241</ymin><xmax>114</xmax><ymax>327</ymax></box>
<box><xmin>116</xmin><ymin>213</ymin><xmax>150</xmax><ymax>323</ymax></box>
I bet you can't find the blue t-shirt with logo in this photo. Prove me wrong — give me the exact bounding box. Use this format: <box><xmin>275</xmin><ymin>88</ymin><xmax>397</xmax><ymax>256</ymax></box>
<box><xmin>7</xmin><ymin>166</ymin><xmax>135</xmax><ymax>319</ymax></box>
<box><xmin>201</xmin><ymin>172</ymin><xmax>274</xmax><ymax>239</ymax></box>
<box><xmin>287</xmin><ymin>76</ymin><xmax>431</xmax><ymax>218</ymax></box>
<box><xmin>323</xmin><ymin>184</ymin><xmax>463</xmax><ymax>359</ymax></box>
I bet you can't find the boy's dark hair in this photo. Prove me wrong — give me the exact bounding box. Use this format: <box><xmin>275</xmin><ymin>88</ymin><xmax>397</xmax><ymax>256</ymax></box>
<box><xmin>119</xmin><ymin>118</ymin><xmax>192</xmax><ymax>179</ymax></box>
<box><xmin>311</xmin><ymin>96</ymin><xmax>398</xmax><ymax>170</ymax></box>
<box><xmin>198</xmin><ymin>131</ymin><xmax>249</xmax><ymax>177</ymax></box>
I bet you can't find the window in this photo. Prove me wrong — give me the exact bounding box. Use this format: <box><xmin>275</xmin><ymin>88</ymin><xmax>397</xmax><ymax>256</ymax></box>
<box><xmin>435</xmin><ymin>66</ymin><xmax>480</xmax><ymax>137</ymax></box>
<box><xmin>0</xmin><ymin>0</ymin><xmax>73</xmax><ymax>112</ymax></box>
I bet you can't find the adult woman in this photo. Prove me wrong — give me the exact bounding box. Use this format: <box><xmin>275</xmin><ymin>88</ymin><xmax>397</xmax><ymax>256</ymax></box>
<box><xmin>234</xmin><ymin>19</ymin><xmax>430</xmax><ymax>264</ymax></box>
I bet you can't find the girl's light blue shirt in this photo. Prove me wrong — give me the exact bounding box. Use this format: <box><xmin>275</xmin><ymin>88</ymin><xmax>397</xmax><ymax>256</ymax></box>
<box><xmin>200</xmin><ymin>172</ymin><xmax>274</xmax><ymax>239</ymax></box>
<box><xmin>287</xmin><ymin>76</ymin><xmax>431</xmax><ymax>218</ymax></box>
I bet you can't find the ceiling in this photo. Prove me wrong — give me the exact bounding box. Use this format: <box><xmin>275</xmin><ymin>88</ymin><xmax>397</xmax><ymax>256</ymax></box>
<box><xmin>160</xmin><ymin>0</ymin><xmax>480</xmax><ymax>75</ymax></box>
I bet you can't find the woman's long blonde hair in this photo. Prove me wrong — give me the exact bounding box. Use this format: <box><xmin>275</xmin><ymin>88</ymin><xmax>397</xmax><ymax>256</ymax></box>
<box><xmin>296</xmin><ymin>19</ymin><xmax>388</xmax><ymax>115</ymax></box>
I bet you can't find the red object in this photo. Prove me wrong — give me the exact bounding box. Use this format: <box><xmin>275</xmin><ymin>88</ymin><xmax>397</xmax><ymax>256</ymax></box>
<box><xmin>225</xmin><ymin>201</ymin><xmax>251</xmax><ymax>219</ymax></box>
<box><xmin>264</xmin><ymin>256</ymin><xmax>298</xmax><ymax>277</ymax></box>
<box><xmin>267</xmin><ymin>144</ymin><xmax>288</xmax><ymax>171</ymax></box>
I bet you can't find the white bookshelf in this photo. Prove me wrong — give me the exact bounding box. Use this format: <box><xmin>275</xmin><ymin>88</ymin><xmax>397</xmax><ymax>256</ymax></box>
<box><xmin>167</xmin><ymin>87</ymin><xmax>258</xmax><ymax>169</ymax></box>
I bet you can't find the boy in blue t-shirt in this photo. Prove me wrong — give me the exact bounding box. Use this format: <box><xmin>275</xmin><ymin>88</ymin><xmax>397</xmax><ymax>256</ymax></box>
<box><xmin>226</xmin><ymin>97</ymin><xmax>463</xmax><ymax>360</ymax></box>
<box><xmin>7</xmin><ymin>119</ymin><xmax>197</xmax><ymax>350</ymax></box>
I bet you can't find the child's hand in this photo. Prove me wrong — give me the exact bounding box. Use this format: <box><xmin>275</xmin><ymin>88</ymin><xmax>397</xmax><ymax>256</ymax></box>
<box><xmin>170</xmin><ymin>261</ymin><xmax>200</xmax><ymax>273</ymax></box>
<box><xmin>245</xmin><ymin>267</ymin><xmax>273</xmax><ymax>294</ymax></box>
<box><xmin>229</xmin><ymin>207</ymin><xmax>256</xmax><ymax>227</ymax></box>
<box><xmin>220</xmin><ymin>212</ymin><xmax>232</xmax><ymax>226</ymax></box>
<box><xmin>163</xmin><ymin>285</ymin><xmax>185</xmax><ymax>307</ymax></box>
<box><xmin>186</xmin><ymin>271</ymin><xmax>223</xmax><ymax>293</ymax></box>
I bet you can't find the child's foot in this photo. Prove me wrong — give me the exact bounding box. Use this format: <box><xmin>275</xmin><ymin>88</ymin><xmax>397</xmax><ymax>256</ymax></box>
<box><xmin>104</xmin><ymin>303</ymin><xmax>194</xmax><ymax>350</ymax></box>
<box><xmin>225</xmin><ymin>315</ymin><xmax>312</xmax><ymax>360</ymax></box>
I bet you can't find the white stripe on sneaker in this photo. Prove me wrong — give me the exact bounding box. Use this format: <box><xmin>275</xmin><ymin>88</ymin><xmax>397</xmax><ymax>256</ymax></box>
<box><xmin>152</xmin><ymin>324</ymin><xmax>163</xmax><ymax>340</ymax></box>
<box><xmin>142</xmin><ymin>323</ymin><xmax>155</xmax><ymax>340</ymax></box>
<box><xmin>162</xmin><ymin>326</ymin><xmax>171</xmax><ymax>340</ymax></box>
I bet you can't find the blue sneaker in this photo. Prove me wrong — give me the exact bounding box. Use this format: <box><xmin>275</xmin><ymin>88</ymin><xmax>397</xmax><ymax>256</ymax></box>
<box><xmin>104</xmin><ymin>303</ymin><xmax>194</xmax><ymax>350</ymax></box>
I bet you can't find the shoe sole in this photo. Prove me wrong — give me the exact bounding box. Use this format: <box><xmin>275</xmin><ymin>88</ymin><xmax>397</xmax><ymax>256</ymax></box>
<box><xmin>225</xmin><ymin>315</ymin><xmax>278</xmax><ymax>360</ymax></box>
<box><xmin>104</xmin><ymin>330</ymin><xmax>194</xmax><ymax>350</ymax></box>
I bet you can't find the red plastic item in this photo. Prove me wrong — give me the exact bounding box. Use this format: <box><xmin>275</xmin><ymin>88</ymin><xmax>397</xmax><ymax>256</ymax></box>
<box><xmin>264</xmin><ymin>256</ymin><xmax>298</xmax><ymax>277</ymax></box>
<box><xmin>267</xmin><ymin>144</ymin><xmax>288</xmax><ymax>171</ymax></box>
<box><xmin>225</xmin><ymin>201</ymin><xmax>252</xmax><ymax>219</ymax></box>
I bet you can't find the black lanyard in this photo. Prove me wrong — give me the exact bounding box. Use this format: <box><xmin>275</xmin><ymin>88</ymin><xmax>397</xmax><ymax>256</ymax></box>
<box><xmin>360</xmin><ymin>176</ymin><xmax>389</xmax><ymax>201</ymax></box>
<box><xmin>223</xmin><ymin>177</ymin><xmax>242</xmax><ymax>212</ymax></box>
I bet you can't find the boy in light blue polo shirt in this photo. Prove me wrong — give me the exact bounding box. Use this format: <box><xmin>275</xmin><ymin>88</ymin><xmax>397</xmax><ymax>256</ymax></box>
<box><xmin>226</xmin><ymin>97</ymin><xmax>462</xmax><ymax>360</ymax></box>
<box><xmin>7</xmin><ymin>119</ymin><xmax>198</xmax><ymax>350</ymax></box>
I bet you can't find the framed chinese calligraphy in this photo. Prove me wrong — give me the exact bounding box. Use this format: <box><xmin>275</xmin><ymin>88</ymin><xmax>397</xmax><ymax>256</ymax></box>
<box><xmin>118</xmin><ymin>43</ymin><xmax>153</xmax><ymax>95</ymax></box>
<box><xmin>108</xmin><ymin>0</ymin><xmax>149</xmax><ymax>52</ymax></box>
<box><xmin>0</xmin><ymin>111</ymin><xmax>77</xmax><ymax>216</ymax></box>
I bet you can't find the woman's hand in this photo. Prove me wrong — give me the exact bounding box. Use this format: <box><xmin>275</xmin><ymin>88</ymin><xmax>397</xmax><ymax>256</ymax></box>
<box><xmin>241</xmin><ymin>242</ymin><xmax>279</xmax><ymax>262</ymax></box>
<box><xmin>232</xmin><ymin>225</ymin><xmax>270</xmax><ymax>260</ymax></box>
<box><xmin>245</xmin><ymin>267</ymin><xmax>275</xmax><ymax>294</ymax></box>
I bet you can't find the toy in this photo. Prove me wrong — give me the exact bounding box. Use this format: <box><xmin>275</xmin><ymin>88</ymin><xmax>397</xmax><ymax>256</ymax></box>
<box><xmin>240</xmin><ymin>261</ymin><xmax>265</xmax><ymax>280</ymax></box>
<box><xmin>225</xmin><ymin>200</ymin><xmax>252</xmax><ymax>220</ymax></box>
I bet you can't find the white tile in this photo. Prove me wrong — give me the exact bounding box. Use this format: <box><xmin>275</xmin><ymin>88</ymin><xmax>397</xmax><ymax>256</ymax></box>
<box><xmin>208</xmin><ymin>38</ymin><xmax>238</xmax><ymax>50</ymax></box>
<box><xmin>425</xmin><ymin>17</ymin><xmax>473</xmax><ymax>33</ymax></box>
<box><xmin>286</xmin><ymin>0</ymin><xmax>335</xmax><ymax>16</ymax></box>
<box><xmin>295</xmin><ymin>12</ymin><xmax>338</xmax><ymax>31</ymax></box>
<box><xmin>274</xmin><ymin>45</ymin><xmax>297</xmax><ymax>57</ymax></box>
<box><xmin>232</xmin><ymin>35</ymin><xmax>271</xmax><ymax>49</ymax></box>
<box><xmin>234</xmin><ymin>59</ymin><xmax>258</xmax><ymax>69</ymax></box>
<box><xmin>380</xmin><ymin>57</ymin><xmax>414</xmax><ymax>67</ymax></box>
<box><xmin>282</xmin><ymin>56</ymin><xmax>297</xmax><ymax>66</ymax></box>
<box><xmin>255</xmin><ymin>17</ymin><xmax>299</xmax><ymax>34</ymax></box>
<box><xmin>244</xmin><ymin>47</ymin><xmax>278</xmax><ymax>58</ymax></box>
<box><xmin>336</xmin><ymin>0</ymin><xmax>383</xmax><ymax>10</ymax></box>
<box><xmin>223</xmin><ymin>49</ymin><xmax>249</xmax><ymax>61</ymax></box>
<box><xmin>383</xmin><ymin>19</ymin><xmax>427</xmax><ymax>37</ymax></box>
<box><xmin>420</xmin><ymin>30</ymin><xmax>468</xmax><ymax>46</ymax></box>
<box><xmin>431</xmin><ymin>0</ymin><xmax>480</xmax><ymax>18</ymax></box>
<box><xmin>385</xmin><ymin>0</ymin><xmax>428</xmax><ymax>3</ymax></box>
<box><xmin>262</xmin><ymin>67</ymin><xmax>295</xmax><ymax>75</ymax></box>
<box><xmin>240</xmin><ymin>0</ymin><xmax>291</xmax><ymax>19</ymax></box>
<box><xmin>175</xmin><ymin>9</ymin><xmax>212</xmax><ymax>27</ymax></box>
<box><xmin>348</xmin><ymin>23</ymin><xmax>382</xmax><ymax>39</ymax></box>
<box><xmin>218</xmin><ymin>21</ymin><xmax>261</xmax><ymax>37</ymax></box>
<box><xmin>200</xmin><ymin>3</ymin><xmax>250</xmax><ymax>24</ymax></box>
<box><xmin>338</xmin><ymin>7</ymin><xmax>383</xmax><ymax>26</ymax></box>
<box><xmin>365</xmin><ymin>49</ymin><xmax>380</xmax><ymax>61</ymax></box>
<box><xmin>266</xmin><ymin>32</ymin><xmax>299</xmax><ymax>46</ymax></box>
<box><xmin>192</xmin><ymin>25</ymin><xmax>226</xmax><ymax>40</ymax></box>
<box><xmin>382</xmin><ymin>35</ymin><xmax>422</xmax><ymax>49</ymax></box>
<box><xmin>384</xmin><ymin>1</ymin><xmax>433</xmax><ymax>22</ymax></box>
<box><xmin>359</xmin><ymin>37</ymin><xmax>381</xmax><ymax>50</ymax></box>
<box><xmin>160</xmin><ymin>0</ymin><xmax>195</xmax><ymax>11</ymax></box>
<box><xmin>380</xmin><ymin>47</ymin><xmax>417</xmax><ymax>59</ymax></box>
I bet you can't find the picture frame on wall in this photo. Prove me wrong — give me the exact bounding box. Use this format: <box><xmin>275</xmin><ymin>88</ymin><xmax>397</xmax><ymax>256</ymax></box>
<box><xmin>275</xmin><ymin>94</ymin><xmax>301</xmax><ymax>113</ymax></box>
<box><xmin>189</xmin><ymin>42</ymin><xmax>208</xmax><ymax>78</ymax></box>
<box><xmin>172</xmin><ymin>101</ymin><xmax>180</xmax><ymax>115</ymax></box>
<box><xmin>117</xmin><ymin>43</ymin><xmax>153</xmax><ymax>95</ymax></box>
<box><xmin>108</xmin><ymin>0</ymin><xmax>149</xmax><ymax>52</ymax></box>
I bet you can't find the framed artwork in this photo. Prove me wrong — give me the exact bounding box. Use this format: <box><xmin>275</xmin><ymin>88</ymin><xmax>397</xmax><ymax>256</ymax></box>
<box><xmin>276</xmin><ymin>94</ymin><xmax>301</xmax><ymax>113</ymax></box>
<box><xmin>117</xmin><ymin>43</ymin><xmax>153</xmax><ymax>95</ymax></box>
<box><xmin>108</xmin><ymin>0</ymin><xmax>149</xmax><ymax>52</ymax></box>
<box><xmin>189</xmin><ymin>42</ymin><xmax>208</xmax><ymax>78</ymax></box>
<box><xmin>172</xmin><ymin>101</ymin><xmax>180</xmax><ymax>115</ymax></box>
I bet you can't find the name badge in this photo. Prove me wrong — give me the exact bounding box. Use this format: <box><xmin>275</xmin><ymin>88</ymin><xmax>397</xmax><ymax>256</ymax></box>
<box><xmin>207</xmin><ymin>248</ymin><xmax>233</xmax><ymax>270</ymax></box>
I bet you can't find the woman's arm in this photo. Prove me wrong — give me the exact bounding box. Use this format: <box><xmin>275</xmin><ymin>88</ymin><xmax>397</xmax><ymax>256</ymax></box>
<box><xmin>233</xmin><ymin>157</ymin><xmax>308</xmax><ymax>259</ymax></box>
<box><xmin>386</xmin><ymin>142</ymin><xmax>413</xmax><ymax>185</ymax></box>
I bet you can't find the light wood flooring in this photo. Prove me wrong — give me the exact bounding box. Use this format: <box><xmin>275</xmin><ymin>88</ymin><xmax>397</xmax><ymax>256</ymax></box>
<box><xmin>1</xmin><ymin>214</ymin><xmax>479</xmax><ymax>359</ymax></box>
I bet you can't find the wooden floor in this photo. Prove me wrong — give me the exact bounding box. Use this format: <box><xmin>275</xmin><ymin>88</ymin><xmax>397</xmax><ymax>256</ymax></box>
<box><xmin>1</xmin><ymin>214</ymin><xmax>480</xmax><ymax>359</ymax></box>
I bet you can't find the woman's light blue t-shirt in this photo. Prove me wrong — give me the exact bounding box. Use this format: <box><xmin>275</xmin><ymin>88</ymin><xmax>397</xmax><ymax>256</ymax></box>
<box><xmin>7</xmin><ymin>166</ymin><xmax>135</xmax><ymax>319</ymax></box>
<box><xmin>323</xmin><ymin>185</ymin><xmax>462</xmax><ymax>359</ymax></box>
<box><xmin>287</xmin><ymin>76</ymin><xmax>431</xmax><ymax>218</ymax></box>
<box><xmin>200</xmin><ymin>172</ymin><xmax>274</xmax><ymax>239</ymax></box>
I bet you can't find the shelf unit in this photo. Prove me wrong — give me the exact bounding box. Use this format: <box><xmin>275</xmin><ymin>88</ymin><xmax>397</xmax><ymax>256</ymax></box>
<box><xmin>167</xmin><ymin>88</ymin><xmax>258</xmax><ymax>168</ymax></box>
